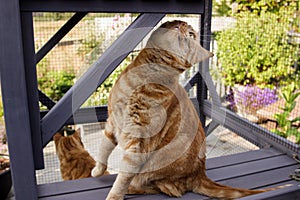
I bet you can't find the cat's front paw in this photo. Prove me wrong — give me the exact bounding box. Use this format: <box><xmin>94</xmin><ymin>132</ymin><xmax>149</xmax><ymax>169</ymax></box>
<box><xmin>91</xmin><ymin>162</ymin><xmax>107</xmax><ymax>177</ymax></box>
<box><xmin>105</xmin><ymin>193</ymin><xmax>124</xmax><ymax>200</ymax></box>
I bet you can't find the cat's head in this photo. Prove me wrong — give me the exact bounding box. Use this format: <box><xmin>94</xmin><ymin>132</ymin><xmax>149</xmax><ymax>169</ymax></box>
<box><xmin>53</xmin><ymin>129</ymin><xmax>84</xmax><ymax>157</ymax></box>
<box><xmin>146</xmin><ymin>20</ymin><xmax>213</xmax><ymax>68</ymax></box>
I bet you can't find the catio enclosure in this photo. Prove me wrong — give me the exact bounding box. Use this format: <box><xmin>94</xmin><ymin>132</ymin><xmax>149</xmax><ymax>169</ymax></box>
<box><xmin>0</xmin><ymin>0</ymin><xmax>300</xmax><ymax>200</ymax></box>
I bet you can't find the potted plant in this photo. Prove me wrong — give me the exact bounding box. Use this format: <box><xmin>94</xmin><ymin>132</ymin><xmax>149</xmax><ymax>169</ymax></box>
<box><xmin>216</xmin><ymin>8</ymin><xmax>299</xmax><ymax>119</ymax></box>
<box><xmin>231</xmin><ymin>85</ymin><xmax>278</xmax><ymax>122</ymax></box>
<box><xmin>0</xmin><ymin>129</ymin><xmax>12</xmax><ymax>200</ymax></box>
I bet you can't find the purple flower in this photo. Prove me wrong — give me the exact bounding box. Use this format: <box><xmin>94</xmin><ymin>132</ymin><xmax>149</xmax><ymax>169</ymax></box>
<box><xmin>227</xmin><ymin>85</ymin><xmax>278</xmax><ymax>113</ymax></box>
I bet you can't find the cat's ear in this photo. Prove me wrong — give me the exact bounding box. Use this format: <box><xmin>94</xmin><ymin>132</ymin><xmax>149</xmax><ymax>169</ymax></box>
<box><xmin>75</xmin><ymin>128</ymin><xmax>81</xmax><ymax>135</ymax></box>
<box><xmin>73</xmin><ymin>129</ymin><xmax>85</xmax><ymax>147</ymax></box>
<box><xmin>73</xmin><ymin>129</ymin><xmax>81</xmax><ymax>138</ymax></box>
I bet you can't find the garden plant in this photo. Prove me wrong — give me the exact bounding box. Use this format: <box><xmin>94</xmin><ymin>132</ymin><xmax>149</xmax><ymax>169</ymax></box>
<box><xmin>216</xmin><ymin>0</ymin><xmax>300</xmax><ymax>141</ymax></box>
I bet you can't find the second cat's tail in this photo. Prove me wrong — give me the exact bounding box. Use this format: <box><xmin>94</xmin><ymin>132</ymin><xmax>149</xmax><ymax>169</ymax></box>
<box><xmin>193</xmin><ymin>175</ymin><xmax>287</xmax><ymax>199</ymax></box>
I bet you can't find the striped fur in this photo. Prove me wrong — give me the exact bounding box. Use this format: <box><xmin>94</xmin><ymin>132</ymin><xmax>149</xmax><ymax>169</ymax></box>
<box><xmin>92</xmin><ymin>20</ymin><xmax>283</xmax><ymax>200</ymax></box>
<box><xmin>54</xmin><ymin>129</ymin><xmax>96</xmax><ymax>180</ymax></box>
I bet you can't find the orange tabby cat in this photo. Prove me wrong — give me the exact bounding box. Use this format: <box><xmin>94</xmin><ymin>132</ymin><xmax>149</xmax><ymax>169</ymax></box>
<box><xmin>54</xmin><ymin>129</ymin><xmax>96</xmax><ymax>180</ymax></box>
<box><xmin>92</xmin><ymin>20</ymin><xmax>280</xmax><ymax>199</ymax></box>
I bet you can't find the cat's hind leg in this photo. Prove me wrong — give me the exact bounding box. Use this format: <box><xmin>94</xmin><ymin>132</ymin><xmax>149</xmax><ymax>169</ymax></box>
<box><xmin>105</xmin><ymin>151</ymin><xmax>145</xmax><ymax>199</ymax></box>
<box><xmin>105</xmin><ymin>136</ymin><xmax>152</xmax><ymax>199</ymax></box>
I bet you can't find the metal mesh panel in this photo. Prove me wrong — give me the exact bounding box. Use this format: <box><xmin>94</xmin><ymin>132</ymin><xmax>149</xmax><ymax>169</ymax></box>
<box><xmin>32</xmin><ymin>10</ymin><xmax>299</xmax><ymax>184</ymax></box>
<box><xmin>34</xmin><ymin>12</ymin><xmax>135</xmax><ymax>184</ymax></box>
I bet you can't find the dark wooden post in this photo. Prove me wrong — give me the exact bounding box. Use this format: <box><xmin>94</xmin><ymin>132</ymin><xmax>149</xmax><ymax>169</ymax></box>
<box><xmin>198</xmin><ymin>0</ymin><xmax>215</xmax><ymax>126</ymax></box>
<box><xmin>0</xmin><ymin>0</ymin><xmax>38</xmax><ymax>199</ymax></box>
<box><xmin>20</xmin><ymin>12</ymin><xmax>45</xmax><ymax>170</ymax></box>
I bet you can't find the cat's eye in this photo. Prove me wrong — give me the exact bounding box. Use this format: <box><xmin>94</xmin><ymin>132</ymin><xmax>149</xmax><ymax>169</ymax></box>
<box><xmin>188</xmin><ymin>32</ymin><xmax>196</xmax><ymax>39</ymax></box>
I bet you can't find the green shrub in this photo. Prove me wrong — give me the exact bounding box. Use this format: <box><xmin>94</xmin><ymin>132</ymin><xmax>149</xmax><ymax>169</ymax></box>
<box><xmin>38</xmin><ymin>59</ymin><xmax>75</xmax><ymax>102</ymax></box>
<box><xmin>216</xmin><ymin>9</ymin><xmax>298</xmax><ymax>88</ymax></box>
<box><xmin>233</xmin><ymin>0</ymin><xmax>298</xmax><ymax>15</ymax></box>
<box><xmin>38</xmin><ymin>70</ymin><xmax>75</xmax><ymax>102</ymax></box>
<box><xmin>47</xmin><ymin>71</ymin><xmax>75</xmax><ymax>101</ymax></box>
<box><xmin>213</xmin><ymin>0</ymin><xmax>231</xmax><ymax>16</ymax></box>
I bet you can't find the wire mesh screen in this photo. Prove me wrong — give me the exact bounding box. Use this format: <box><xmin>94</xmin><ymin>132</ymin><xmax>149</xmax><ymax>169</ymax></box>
<box><xmin>206</xmin><ymin>125</ymin><xmax>258</xmax><ymax>158</ymax></box>
<box><xmin>34</xmin><ymin>13</ymin><xmax>206</xmax><ymax>184</ymax></box>
<box><xmin>33</xmin><ymin>11</ymin><xmax>300</xmax><ymax>184</ymax></box>
<box><xmin>210</xmin><ymin>3</ymin><xmax>300</xmax><ymax>146</ymax></box>
<box><xmin>34</xmin><ymin>12</ymin><xmax>137</xmax><ymax>184</ymax></box>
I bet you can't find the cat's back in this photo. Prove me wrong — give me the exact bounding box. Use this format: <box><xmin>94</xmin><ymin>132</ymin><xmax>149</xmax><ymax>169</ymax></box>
<box><xmin>108</xmin><ymin>62</ymin><xmax>179</xmax><ymax>112</ymax></box>
<box><xmin>54</xmin><ymin>132</ymin><xmax>96</xmax><ymax>180</ymax></box>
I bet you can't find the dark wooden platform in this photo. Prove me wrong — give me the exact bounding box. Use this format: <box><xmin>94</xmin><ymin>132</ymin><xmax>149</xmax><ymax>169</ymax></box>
<box><xmin>37</xmin><ymin>147</ymin><xmax>300</xmax><ymax>200</ymax></box>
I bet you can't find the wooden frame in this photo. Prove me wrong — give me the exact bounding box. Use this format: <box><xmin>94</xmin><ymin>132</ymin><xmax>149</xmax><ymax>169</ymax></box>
<box><xmin>1</xmin><ymin>1</ymin><xmax>299</xmax><ymax>199</ymax></box>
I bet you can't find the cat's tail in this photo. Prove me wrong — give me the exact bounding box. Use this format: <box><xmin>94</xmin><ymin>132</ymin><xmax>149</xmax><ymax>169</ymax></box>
<box><xmin>193</xmin><ymin>175</ymin><xmax>288</xmax><ymax>199</ymax></box>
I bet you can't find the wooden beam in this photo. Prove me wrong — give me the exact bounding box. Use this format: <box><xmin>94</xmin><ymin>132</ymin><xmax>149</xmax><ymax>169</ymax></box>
<box><xmin>197</xmin><ymin>0</ymin><xmax>215</xmax><ymax>126</ymax></box>
<box><xmin>41</xmin><ymin>13</ymin><xmax>165</xmax><ymax>146</ymax></box>
<box><xmin>20</xmin><ymin>0</ymin><xmax>204</xmax><ymax>14</ymax></box>
<box><xmin>21</xmin><ymin>12</ymin><xmax>44</xmax><ymax>169</ymax></box>
<box><xmin>183</xmin><ymin>71</ymin><xmax>200</xmax><ymax>91</ymax></box>
<box><xmin>40</xmin><ymin>106</ymin><xmax>108</xmax><ymax>125</ymax></box>
<box><xmin>35</xmin><ymin>12</ymin><xmax>87</xmax><ymax>64</ymax></box>
<box><xmin>0</xmin><ymin>1</ymin><xmax>38</xmax><ymax>199</ymax></box>
<box><xmin>38</xmin><ymin>90</ymin><xmax>56</xmax><ymax>109</ymax></box>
